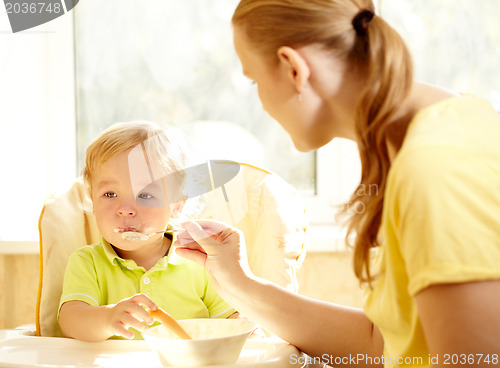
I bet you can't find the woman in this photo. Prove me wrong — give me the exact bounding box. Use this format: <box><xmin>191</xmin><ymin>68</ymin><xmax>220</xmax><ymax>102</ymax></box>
<box><xmin>175</xmin><ymin>0</ymin><xmax>500</xmax><ymax>366</ymax></box>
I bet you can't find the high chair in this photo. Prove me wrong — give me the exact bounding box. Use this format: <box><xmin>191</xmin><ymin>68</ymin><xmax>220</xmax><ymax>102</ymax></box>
<box><xmin>35</xmin><ymin>161</ymin><xmax>307</xmax><ymax>338</ymax></box>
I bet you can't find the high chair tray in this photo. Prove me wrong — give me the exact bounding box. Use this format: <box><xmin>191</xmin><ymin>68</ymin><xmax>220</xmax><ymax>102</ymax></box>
<box><xmin>0</xmin><ymin>329</ymin><xmax>302</xmax><ymax>367</ymax></box>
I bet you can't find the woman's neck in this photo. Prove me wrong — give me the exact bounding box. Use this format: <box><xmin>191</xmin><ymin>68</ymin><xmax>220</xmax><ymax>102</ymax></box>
<box><xmin>385</xmin><ymin>82</ymin><xmax>459</xmax><ymax>162</ymax></box>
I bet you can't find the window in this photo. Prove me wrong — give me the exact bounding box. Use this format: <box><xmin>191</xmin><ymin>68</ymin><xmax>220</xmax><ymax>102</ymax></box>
<box><xmin>379</xmin><ymin>0</ymin><xmax>500</xmax><ymax>106</ymax></box>
<box><xmin>0</xmin><ymin>12</ymin><xmax>75</xmax><ymax>248</ymax></box>
<box><xmin>1</xmin><ymin>0</ymin><xmax>499</xmax><ymax>253</ymax></box>
<box><xmin>73</xmin><ymin>0</ymin><xmax>315</xmax><ymax>194</ymax></box>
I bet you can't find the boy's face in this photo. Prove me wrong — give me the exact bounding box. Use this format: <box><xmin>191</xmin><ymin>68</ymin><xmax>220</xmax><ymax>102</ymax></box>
<box><xmin>91</xmin><ymin>150</ymin><xmax>176</xmax><ymax>251</ymax></box>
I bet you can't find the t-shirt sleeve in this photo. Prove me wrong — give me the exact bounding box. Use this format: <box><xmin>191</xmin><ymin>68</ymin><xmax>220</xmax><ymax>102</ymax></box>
<box><xmin>391</xmin><ymin>146</ymin><xmax>500</xmax><ymax>296</ymax></box>
<box><xmin>201</xmin><ymin>269</ymin><xmax>237</xmax><ymax>318</ymax></box>
<box><xmin>58</xmin><ymin>250</ymin><xmax>101</xmax><ymax>317</ymax></box>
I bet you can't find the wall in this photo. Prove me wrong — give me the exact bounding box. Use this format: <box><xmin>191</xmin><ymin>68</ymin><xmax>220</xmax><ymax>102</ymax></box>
<box><xmin>298</xmin><ymin>250</ymin><xmax>363</xmax><ymax>308</ymax></box>
<box><xmin>0</xmin><ymin>254</ymin><xmax>40</xmax><ymax>329</ymax></box>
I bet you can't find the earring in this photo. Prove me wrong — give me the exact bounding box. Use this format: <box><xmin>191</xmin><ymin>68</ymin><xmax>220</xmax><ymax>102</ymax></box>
<box><xmin>297</xmin><ymin>93</ymin><xmax>303</xmax><ymax>102</ymax></box>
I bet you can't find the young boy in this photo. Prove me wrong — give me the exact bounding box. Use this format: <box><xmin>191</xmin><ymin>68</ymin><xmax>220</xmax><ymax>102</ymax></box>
<box><xmin>58</xmin><ymin>121</ymin><xmax>238</xmax><ymax>341</ymax></box>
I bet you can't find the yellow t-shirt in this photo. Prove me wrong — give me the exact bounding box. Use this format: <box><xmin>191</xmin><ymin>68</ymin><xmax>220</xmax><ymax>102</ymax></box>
<box><xmin>364</xmin><ymin>95</ymin><xmax>500</xmax><ymax>367</ymax></box>
<box><xmin>59</xmin><ymin>236</ymin><xmax>236</xmax><ymax>339</ymax></box>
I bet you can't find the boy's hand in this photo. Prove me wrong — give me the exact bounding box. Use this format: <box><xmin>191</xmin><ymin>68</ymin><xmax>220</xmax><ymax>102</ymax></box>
<box><xmin>106</xmin><ymin>293</ymin><xmax>157</xmax><ymax>339</ymax></box>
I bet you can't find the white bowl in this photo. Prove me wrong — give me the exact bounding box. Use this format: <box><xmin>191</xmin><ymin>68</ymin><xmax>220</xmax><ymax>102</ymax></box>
<box><xmin>142</xmin><ymin>318</ymin><xmax>257</xmax><ymax>366</ymax></box>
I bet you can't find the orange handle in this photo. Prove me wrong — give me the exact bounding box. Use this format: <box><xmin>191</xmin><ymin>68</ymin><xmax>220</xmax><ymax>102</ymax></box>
<box><xmin>149</xmin><ymin>308</ymin><xmax>192</xmax><ymax>340</ymax></box>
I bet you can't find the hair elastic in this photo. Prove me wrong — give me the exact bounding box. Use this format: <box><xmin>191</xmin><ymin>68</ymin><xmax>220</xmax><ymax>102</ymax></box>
<box><xmin>352</xmin><ymin>8</ymin><xmax>375</xmax><ymax>35</ymax></box>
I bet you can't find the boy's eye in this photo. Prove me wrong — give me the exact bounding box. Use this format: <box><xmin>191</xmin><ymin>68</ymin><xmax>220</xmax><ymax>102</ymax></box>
<box><xmin>138</xmin><ymin>193</ymin><xmax>153</xmax><ymax>200</ymax></box>
<box><xmin>104</xmin><ymin>192</ymin><xmax>117</xmax><ymax>198</ymax></box>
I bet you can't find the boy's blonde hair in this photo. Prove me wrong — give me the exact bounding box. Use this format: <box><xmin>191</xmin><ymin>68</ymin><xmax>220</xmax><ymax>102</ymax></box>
<box><xmin>83</xmin><ymin>121</ymin><xmax>188</xmax><ymax>199</ymax></box>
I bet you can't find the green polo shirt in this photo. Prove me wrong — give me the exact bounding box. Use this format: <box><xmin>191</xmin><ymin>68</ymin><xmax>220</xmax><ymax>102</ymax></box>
<box><xmin>59</xmin><ymin>235</ymin><xmax>236</xmax><ymax>339</ymax></box>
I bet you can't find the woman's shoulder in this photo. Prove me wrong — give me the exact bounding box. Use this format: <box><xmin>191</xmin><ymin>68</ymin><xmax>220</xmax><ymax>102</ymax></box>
<box><xmin>395</xmin><ymin>94</ymin><xmax>500</xmax><ymax>171</ymax></box>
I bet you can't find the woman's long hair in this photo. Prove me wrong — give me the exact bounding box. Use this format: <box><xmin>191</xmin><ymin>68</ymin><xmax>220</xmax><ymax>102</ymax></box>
<box><xmin>233</xmin><ymin>0</ymin><xmax>413</xmax><ymax>285</ymax></box>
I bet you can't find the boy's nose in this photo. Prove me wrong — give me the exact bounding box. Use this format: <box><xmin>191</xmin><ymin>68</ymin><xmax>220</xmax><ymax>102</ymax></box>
<box><xmin>117</xmin><ymin>202</ymin><xmax>137</xmax><ymax>216</ymax></box>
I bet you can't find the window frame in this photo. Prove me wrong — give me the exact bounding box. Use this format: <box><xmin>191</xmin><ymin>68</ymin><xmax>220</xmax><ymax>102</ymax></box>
<box><xmin>0</xmin><ymin>10</ymin><xmax>356</xmax><ymax>254</ymax></box>
<box><xmin>7</xmin><ymin>0</ymin><xmax>498</xmax><ymax>254</ymax></box>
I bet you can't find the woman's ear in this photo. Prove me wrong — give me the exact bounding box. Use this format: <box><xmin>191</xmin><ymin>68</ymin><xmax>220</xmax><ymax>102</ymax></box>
<box><xmin>277</xmin><ymin>46</ymin><xmax>311</xmax><ymax>93</ymax></box>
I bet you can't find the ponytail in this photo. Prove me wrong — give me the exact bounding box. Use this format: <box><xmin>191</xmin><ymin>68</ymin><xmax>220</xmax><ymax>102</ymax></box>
<box><xmin>346</xmin><ymin>11</ymin><xmax>413</xmax><ymax>286</ymax></box>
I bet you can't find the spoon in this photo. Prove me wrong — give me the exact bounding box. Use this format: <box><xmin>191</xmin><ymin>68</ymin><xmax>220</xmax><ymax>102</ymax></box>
<box><xmin>121</xmin><ymin>229</ymin><xmax>183</xmax><ymax>241</ymax></box>
<box><xmin>148</xmin><ymin>307</ymin><xmax>192</xmax><ymax>339</ymax></box>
